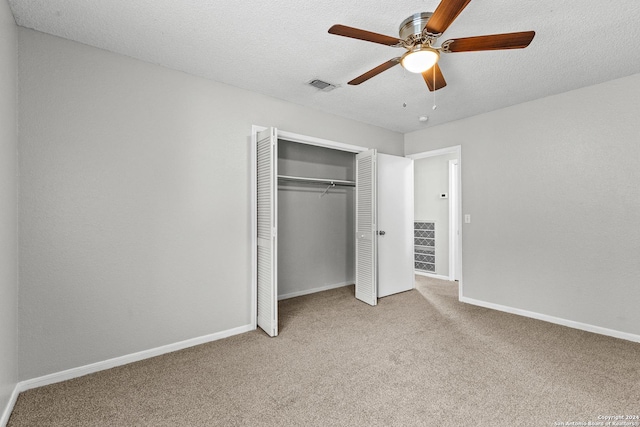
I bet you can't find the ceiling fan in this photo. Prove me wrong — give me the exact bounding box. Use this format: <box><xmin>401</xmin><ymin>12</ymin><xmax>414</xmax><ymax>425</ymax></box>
<box><xmin>328</xmin><ymin>0</ymin><xmax>535</xmax><ymax>91</ymax></box>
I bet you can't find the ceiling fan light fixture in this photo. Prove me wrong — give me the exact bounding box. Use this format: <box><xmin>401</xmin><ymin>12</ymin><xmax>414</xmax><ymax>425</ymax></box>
<box><xmin>401</xmin><ymin>47</ymin><xmax>440</xmax><ymax>73</ymax></box>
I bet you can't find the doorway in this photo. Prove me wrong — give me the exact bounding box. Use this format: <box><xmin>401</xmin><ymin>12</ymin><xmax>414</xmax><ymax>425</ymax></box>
<box><xmin>407</xmin><ymin>146</ymin><xmax>462</xmax><ymax>292</ymax></box>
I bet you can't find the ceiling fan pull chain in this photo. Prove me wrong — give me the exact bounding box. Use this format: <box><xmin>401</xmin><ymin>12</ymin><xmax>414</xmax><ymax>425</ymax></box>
<box><xmin>432</xmin><ymin>65</ymin><xmax>438</xmax><ymax>110</ymax></box>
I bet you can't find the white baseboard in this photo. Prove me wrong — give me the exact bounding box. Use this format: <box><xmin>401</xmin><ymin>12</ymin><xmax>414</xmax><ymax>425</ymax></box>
<box><xmin>1</xmin><ymin>384</ymin><xmax>20</xmax><ymax>427</ymax></box>
<box><xmin>459</xmin><ymin>296</ymin><xmax>640</xmax><ymax>344</ymax></box>
<box><xmin>415</xmin><ymin>271</ymin><xmax>452</xmax><ymax>281</ymax></box>
<box><xmin>17</xmin><ymin>323</ymin><xmax>254</xmax><ymax>394</ymax></box>
<box><xmin>278</xmin><ymin>282</ymin><xmax>352</xmax><ymax>301</ymax></box>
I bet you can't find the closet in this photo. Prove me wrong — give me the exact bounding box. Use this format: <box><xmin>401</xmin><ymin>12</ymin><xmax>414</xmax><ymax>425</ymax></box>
<box><xmin>277</xmin><ymin>140</ymin><xmax>356</xmax><ymax>300</ymax></box>
<box><xmin>254</xmin><ymin>127</ymin><xmax>414</xmax><ymax>337</ymax></box>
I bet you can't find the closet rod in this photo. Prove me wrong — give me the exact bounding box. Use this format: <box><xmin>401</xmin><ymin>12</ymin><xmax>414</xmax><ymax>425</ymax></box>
<box><xmin>277</xmin><ymin>175</ymin><xmax>355</xmax><ymax>187</ymax></box>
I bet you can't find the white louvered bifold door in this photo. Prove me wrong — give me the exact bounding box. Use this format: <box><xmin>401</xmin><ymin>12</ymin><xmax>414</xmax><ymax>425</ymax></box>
<box><xmin>256</xmin><ymin>127</ymin><xmax>278</xmax><ymax>337</ymax></box>
<box><xmin>355</xmin><ymin>149</ymin><xmax>377</xmax><ymax>306</ymax></box>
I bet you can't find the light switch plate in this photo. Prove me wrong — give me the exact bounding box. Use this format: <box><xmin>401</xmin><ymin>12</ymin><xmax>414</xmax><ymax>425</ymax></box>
<box><xmin>464</xmin><ymin>214</ymin><xmax>471</xmax><ymax>223</ymax></box>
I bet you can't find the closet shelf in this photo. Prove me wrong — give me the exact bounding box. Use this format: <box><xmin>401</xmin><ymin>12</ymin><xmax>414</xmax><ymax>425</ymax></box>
<box><xmin>277</xmin><ymin>175</ymin><xmax>355</xmax><ymax>187</ymax></box>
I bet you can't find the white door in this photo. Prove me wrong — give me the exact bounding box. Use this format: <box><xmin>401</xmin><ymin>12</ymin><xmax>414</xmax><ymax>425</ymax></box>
<box><xmin>355</xmin><ymin>150</ymin><xmax>377</xmax><ymax>306</ymax></box>
<box><xmin>256</xmin><ymin>127</ymin><xmax>278</xmax><ymax>336</ymax></box>
<box><xmin>449</xmin><ymin>159</ymin><xmax>460</xmax><ymax>281</ymax></box>
<box><xmin>377</xmin><ymin>154</ymin><xmax>414</xmax><ymax>297</ymax></box>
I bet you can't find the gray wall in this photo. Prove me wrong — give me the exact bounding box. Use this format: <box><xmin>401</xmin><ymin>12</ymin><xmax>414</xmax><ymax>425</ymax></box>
<box><xmin>17</xmin><ymin>28</ymin><xmax>403</xmax><ymax>380</ymax></box>
<box><xmin>278</xmin><ymin>141</ymin><xmax>355</xmax><ymax>298</ymax></box>
<box><xmin>0</xmin><ymin>0</ymin><xmax>18</xmax><ymax>417</ymax></box>
<box><xmin>405</xmin><ymin>73</ymin><xmax>640</xmax><ymax>336</ymax></box>
<box><xmin>414</xmin><ymin>153</ymin><xmax>457</xmax><ymax>276</ymax></box>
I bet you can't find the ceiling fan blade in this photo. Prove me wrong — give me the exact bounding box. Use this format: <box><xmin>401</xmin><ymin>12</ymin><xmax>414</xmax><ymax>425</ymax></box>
<box><xmin>422</xmin><ymin>63</ymin><xmax>447</xmax><ymax>91</ymax></box>
<box><xmin>348</xmin><ymin>58</ymin><xmax>401</xmax><ymax>85</ymax></box>
<box><xmin>426</xmin><ymin>0</ymin><xmax>472</xmax><ymax>34</ymax></box>
<box><xmin>443</xmin><ymin>31</ymin><xmax>535</xmax><ymax>52</ymax></box>
<box><xmin>329</xmin><ymin>24</ymin><xmax>401</xmax><ymax>46</ymax></box>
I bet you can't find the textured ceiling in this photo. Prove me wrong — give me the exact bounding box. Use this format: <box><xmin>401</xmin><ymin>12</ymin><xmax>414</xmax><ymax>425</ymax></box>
<box><xmin>8</xmin><ymin>0</ymin><xmax>640</xmax><ymax>133</ymax></box>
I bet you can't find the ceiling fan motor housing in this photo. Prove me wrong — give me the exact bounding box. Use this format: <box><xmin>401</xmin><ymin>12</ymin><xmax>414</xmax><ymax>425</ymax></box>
<box><xmin>399</xmin><ymin>12</ymin><xmax>438</xmax><ymax>48</ymax></box>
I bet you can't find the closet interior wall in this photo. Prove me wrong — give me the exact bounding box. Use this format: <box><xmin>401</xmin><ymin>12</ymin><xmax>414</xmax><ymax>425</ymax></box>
<box><xmin>277</xmin><ymin>140</ymin><xmax>356</xmax><ymax>299</ymax></box>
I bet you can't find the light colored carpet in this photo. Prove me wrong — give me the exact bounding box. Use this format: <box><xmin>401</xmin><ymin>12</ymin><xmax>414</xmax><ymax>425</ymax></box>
<box><xmin>8</xmin><ymin>276</ymin><xmax>640</xmax><ymax>426</ymax></box>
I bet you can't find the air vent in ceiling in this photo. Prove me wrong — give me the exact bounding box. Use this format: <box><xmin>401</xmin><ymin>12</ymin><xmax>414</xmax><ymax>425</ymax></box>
<box><xmin>307</xmin><ymin>79</ymin><xmax>338</xmax><ymax>92</ymax></box>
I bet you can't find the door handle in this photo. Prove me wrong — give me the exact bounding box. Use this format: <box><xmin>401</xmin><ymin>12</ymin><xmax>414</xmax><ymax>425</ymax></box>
<box><xmin>378</xmin><ymin>231</ymin><xmax>386</xmax><ymax>236</ymax></box>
